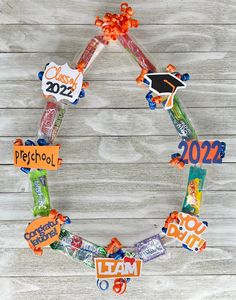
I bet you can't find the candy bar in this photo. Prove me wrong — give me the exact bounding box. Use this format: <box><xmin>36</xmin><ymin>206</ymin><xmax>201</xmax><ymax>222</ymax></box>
<box><xmin>38</xmin><ymin>101</ymin><xmax>66</xmax><ymax>144</ymax></box>
<box><xmin>29</xmin><ymin>169</ymin><xmax>51</xmax><ymax>217</ymax></box>
<box><xmin>182</xmin><ymin>166</ymin><xmax>207</xmax><ymax>216</ymax></box>
<box><xmin>167</xmin><ymin>95</ymin><xmax>198</xmax><ymax>141</ymax></box>
<box><xmin>135</xmin><ymin>234</ymin><xmax>166</xmax><ymax>262</ymax></box>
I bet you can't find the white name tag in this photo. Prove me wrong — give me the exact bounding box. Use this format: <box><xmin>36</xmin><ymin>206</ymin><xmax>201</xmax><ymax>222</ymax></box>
<box><xmin>42</xmin><ymin>62</ymin><xmax>83</xmax><ymax>103</ymax></box>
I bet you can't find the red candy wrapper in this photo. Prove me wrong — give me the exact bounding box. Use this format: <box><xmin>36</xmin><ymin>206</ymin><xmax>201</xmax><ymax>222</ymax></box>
<box><xmin>118</xmin><ymin>33</ymin><xmax>157</xmax><ymax>72</ymax></box>
<box><xmin>72</xmin><ymin>35</ymin><xmax>107</xmax><ymax>71</ymax></box>
<box><xmin>38</xmin><ymin>101</ymin><xmax>66</xmax><ymax>144</ymax></box>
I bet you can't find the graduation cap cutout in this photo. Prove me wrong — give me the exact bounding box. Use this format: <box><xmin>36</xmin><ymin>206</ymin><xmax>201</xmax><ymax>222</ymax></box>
<box><xmin>144</xmin><ymin>73</ymin><xmax>186</xmax><ymax>109</ymax></box>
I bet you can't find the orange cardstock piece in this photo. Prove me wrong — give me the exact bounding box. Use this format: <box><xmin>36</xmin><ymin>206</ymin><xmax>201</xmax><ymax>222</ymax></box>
<box><xmin>14</xmin><ymin>145</ymin><xmax>61</xmax><ymax>170</ymax></box>
<box><xmin>166</xmin><ymin>212</ymin><xmax>207</xmax><ymax>252</ymax></box>
<box><xmin>95</xmin><ymin>258</ymin><xmax>142</xmax><ymax>279</ymax></box>
<box><xmin>24</xmin><ymin>210</ymin><xmax>66</xmax><ymax>255</ymax></box>
<box><xmin>184</xmin><ymin>141</ymin><xmax>221</xmax><ymax>164</ymax></box>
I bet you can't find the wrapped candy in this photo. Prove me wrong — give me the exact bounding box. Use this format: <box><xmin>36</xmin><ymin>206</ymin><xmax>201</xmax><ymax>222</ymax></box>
<box><xmin>118</xmin><ymin>33</ymin><xmax>156</xmax><ymax>72</ymax></box>
<box><xmin>50</xmin><ymin>229</ymin><xmax>107</xmax><ymax>268</ymax></box>
<box><xmin>119</xmin><ymin>32</ymin><xmax>197</xmax><ymax>141</ymax></box>
<box><xmin>38</xmin><ymin>101</ymin><xmax>66</xmax><ymax>144</ymax></box>
<box><xmin>29</xmin><ymin>169</ymin><xmax>51</xmax><ymax>217</ymax></box>
<box><xmin>38</xmin><ymin>34</ymin><xmax>106</xmax><ymax>144</ymax></box>
<box><xmin>94</xmin><ymin>2</ymin><xmax>197</xmax><ymax>141</ymax></box>
<box><xmin>182</xmin><ymin>166</ymin><xmax>207</xmax><ymax>216</ymax></box>
<box><xmin>167</xmin><ymin>95</ymin><xmax>198</xmax><ymax>141</ymax></box>
<box><xmin>135</xmin><ymin>234</ymin><xmax>166</xmax><ymax>262</ymax></box>
<box><xmin>71</xmin><ymin>35</ymin><xmax>107</xmax><ymax>72</ymax></box>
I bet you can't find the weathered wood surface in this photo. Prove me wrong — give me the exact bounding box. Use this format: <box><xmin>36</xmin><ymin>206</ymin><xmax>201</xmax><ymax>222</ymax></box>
<box><xmin>0</xmin><ymin>190</ymin><xmax>235</xmax><ymax>220</ymax></box>
<box><xmin>1</xmin><ymin>0</ymin><xmax>236</xmax><ymax>25</ymax></box>
<box><xmin>0</xmin><ymin>163</ymin><xmax>235</xmax><ymax>193</ymax></box>
<box><xmin>1</xmin><ymin>52</ymin><xmax>236</xmax><ymax>80</ymax></box>
<box><xmin>0</xmin><ymin>247</ymin><xmax>235</xmax><ymax>275</ymax></box>
<box><xmin>1</xmin><ymin>276</ymin><xmax>236</xmax><ymax>300</ymax></box>
<box><xmin>1</xmin><ymin>108</ymin><xmax>236</xmax><ymax>136</ymax></box>
<box><xmin>0</xmin><ymin>0</ymin><xmax>236</xmax><ymax>299</ymax></box>
<box><xmin>1</xmin><ymin>25</ymin><xmax>236</xmax><ymax>53</ymax></box>
<box><xmin>1</xmin><ymin>80</ymin><xmax>236</xmax><ymax>108</ymax></box>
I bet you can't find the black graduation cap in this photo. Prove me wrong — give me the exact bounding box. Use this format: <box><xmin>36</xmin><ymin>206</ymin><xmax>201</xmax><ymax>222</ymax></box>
<box><xmin>144</xmin><ymin>73</ymin><xmax>186</xmax><ymax>109</ymax></box>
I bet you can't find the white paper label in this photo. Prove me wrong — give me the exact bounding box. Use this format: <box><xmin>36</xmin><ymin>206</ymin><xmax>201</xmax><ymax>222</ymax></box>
<box><xmin>42</xmin><ymin>62</ymin><xmax>83</xmax><ymax>103</ymax></box>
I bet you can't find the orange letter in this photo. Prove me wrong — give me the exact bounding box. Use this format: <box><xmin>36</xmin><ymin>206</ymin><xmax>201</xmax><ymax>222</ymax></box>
<box><xmin>45</xmin><ymin>66</ymin><xmax>59</xmax><ymax>80</ymax></box>
<box><xmin>167</xmin><ymin>223</ymin><xmax>180</xmax><ymax>238</ymax></box>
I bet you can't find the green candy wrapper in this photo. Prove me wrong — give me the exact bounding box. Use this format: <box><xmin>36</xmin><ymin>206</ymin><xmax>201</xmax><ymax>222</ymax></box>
<box><xmin>29</xmin><ymin>169</ymin><xmax>51</xmax><ymax>217</ymax></box>
<box><xmin>166</xmin><ymin>96</ymin><xmax>198</xmax><ymax>141</ymax></box>
<box><xmin>182</xmin><ymin>166</ymin><xmax>207</xmax><ymax>216</ymax></box>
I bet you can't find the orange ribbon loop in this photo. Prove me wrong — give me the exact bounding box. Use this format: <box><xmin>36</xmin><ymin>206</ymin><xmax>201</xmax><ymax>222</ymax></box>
<box><xmin>95</xmin><ymin>2</ymin><xmax>139</xmax><ymax>41</ymax></box>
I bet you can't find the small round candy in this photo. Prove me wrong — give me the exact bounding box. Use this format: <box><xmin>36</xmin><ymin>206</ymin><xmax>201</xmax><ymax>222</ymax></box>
<box><xmin>182</xmin><ymin>244</ymin><xmax>192</xmax><ymax>251</ymax></box>
<box><xmin>37</xmin><ymin>138</ymin><xmax>48</xmax><ymax>146</ymax></box>
<box><xmin>171</xmin><ymin>153</ymin><xmax>181</xmax><ymax>159</ymax></box>
<box><xmin>38</xmin><ymin>71</ymin><xmax>44</xmax><ymax>81</ymax></box>
<box><xmin>20</xmin><ymin>167</ymin><xmax>31</xmax><ymax>174</ymax></box>
<box><xmin>115</xmin><ymin>252</ymin><xmax>123</xmax><ymax>260</ymax></box>
<box><xmin>79</xmin><ymin>89</ymin><xmax>85</xmax><ymax>98</ymax></box>
<box><xmin>71</xmin><ymin>99</ymin><xmax>79</xmax><ymax>105</ymax></box>
<box><xmin>145</xmin><ymin>91</ymin><xmax>153</xmax><ymax>101</ymax></box>
<box><xmin>14</xmin><ymin>138</ymin><xmax>23</xmax><ymax>146</ymax></box>
<box><xmin>113</xmin><ymin>278</ymin><xmax>127</xmax><ymax>295</ymax></box>
<box><xmin>169</xmin><ymin>157</ymin><xmax>179</xmax><ymax>166</ymax></box>
<box><xmin>95</xmin><ymin>18</ymin><xmax>103</xmax><ymax>27</ymax></box>
<box><xmin>97</xmin><ymin>279</ymin><xmax>109</xmax><ymax>291</ymax></box>
<box><xmin>148</xmin><ymin>100</ymin><xmax>156</xmax><ymax>110</ymax></box>
<box><xmin>98</xmin><ymin>247</ymin><xmax>107</xmax><ymax>256</ymax></box>
<box><xmin>181</xmin><ymin>73</ymin><xmax>190</xmax><ymax>81</ymax></box>
<box><xmin>171</xmin><ymin>211</ymin><xmax>178</xmax><ymax>218</ymax></box>
<box><xmin>125</xmin><ymin>251</ymin><xmax>135</xmax><ymax>257</ymax></box>
<box><xmin>175</xmin><ymin>73</ymin><xmax>182</xmax><ymax>79</ymax></box>
<box><xmin>34</xmin><ymin>247</ymin><xmax>43</xmax><ymax>256</ymax></box>
<box><xmin>117</xmin><ymin>249</ymin><xmax>125</xmax><ymax>258</ymax></box>
<box><xmin>221</xmin><ymin>142</ymin><xmax>226</xmax><ymax>150</ymax></box>
<box><xmin>166</xmin><ymin>64</ymin><xmax>176</xmax><ymax>73</ymax></box>
<box><xmin>25</xmin><ymin>139</ymin><xmax>35</xmax><ymax>146</ymax></box>
<box><xmin>82</xmin><ymin>82</ymin><xmax>89</xmax><ymax>89</ymax></box>
<box><xmin>152</xmin><ymin>96</ymin><xmax>163</xmax><ymax>104</ymax></box>
<box><xmin>220</xmin><ymin>153</ymin><xmax>225</xmax><ymax>159</ymax></box>
<box><xmin>177</xmin><ymin>160</ymin><xmax>185</xmax><ymax>169</ymax></box>
<box><xmin>71</xmin><ymin>235</ymin><xmax>82</xmax><ymax>251</ymax></box>
<box><xmin>220</xmin><ymin>142</ymin><xmax>226</xmax><ymax>158</ymax></box>
<box><xmin>65</xmin><ymin>217</ymin><xmax>71</xmax><ymax>224</ymax></box>
<box><xmin>162</xmin><ymin>227</ymin><xmax>167</xmax><ymax>233</ymax></box>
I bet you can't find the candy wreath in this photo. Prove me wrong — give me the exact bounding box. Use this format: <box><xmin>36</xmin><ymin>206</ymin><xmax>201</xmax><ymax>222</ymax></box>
<box><xmin>14</xmin><ymin>2</ymin><xmax>226</xmax><ymax>295</ymax></box>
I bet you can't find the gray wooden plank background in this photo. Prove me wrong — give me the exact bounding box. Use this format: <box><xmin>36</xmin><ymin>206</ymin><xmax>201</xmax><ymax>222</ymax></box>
<box><xmin>0</xmin><ymin>0</ymin><xmax>236</xmax><ymax>299</ymax></box>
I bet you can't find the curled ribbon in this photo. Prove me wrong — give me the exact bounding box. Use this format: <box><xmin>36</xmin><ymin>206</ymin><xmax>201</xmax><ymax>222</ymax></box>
<box><xmin>113</xmin><ymin>278</ymin><xmax>127</xmax><ymax>295</ymax></box>
<box><xmin>95</xmin><ymin>2</ymin><xmax>139</xmax><ymax>41</ymax></box>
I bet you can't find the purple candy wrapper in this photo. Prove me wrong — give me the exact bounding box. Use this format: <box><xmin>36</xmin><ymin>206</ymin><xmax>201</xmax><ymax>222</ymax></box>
<box><xmin>135</xmin><ymin>234</ymin><xmax>166</xmax><ymax>262</ymax></box>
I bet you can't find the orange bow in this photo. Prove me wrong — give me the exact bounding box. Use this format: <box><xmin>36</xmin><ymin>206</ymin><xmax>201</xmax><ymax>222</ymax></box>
<box><xmin>95</xmin><ymin>2</ymin><xmax>139</xmax><ymax>41</ymax></box>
